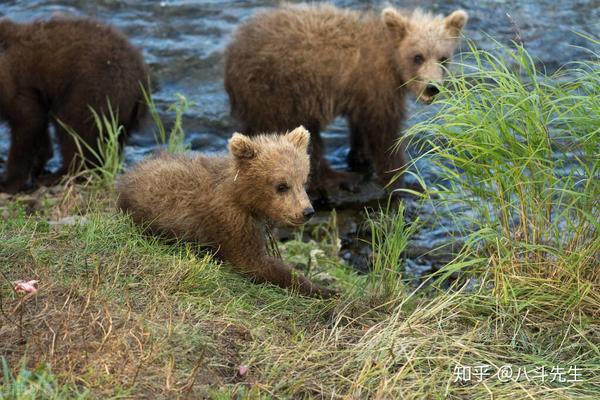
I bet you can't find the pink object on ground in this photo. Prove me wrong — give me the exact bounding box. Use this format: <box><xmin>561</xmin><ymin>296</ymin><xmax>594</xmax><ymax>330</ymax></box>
<box><xmin>13</xmin><ymin>280</ymin><xmax>39</xmax><ymax>294</ymax></box>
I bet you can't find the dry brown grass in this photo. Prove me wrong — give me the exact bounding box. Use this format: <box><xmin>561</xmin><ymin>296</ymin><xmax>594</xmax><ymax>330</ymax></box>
<box><xmin>0</xmin><ymin>186</ymin><xmax>260</xmax><ymax>398</ymax></box>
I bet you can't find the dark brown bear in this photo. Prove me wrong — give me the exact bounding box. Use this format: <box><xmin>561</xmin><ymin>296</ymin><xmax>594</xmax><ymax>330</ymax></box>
<box><xmin>0</xmin><ymin>16</ymin><xmax>149</xmax><ymax>193</ymax></box>
<box><xmin>224</xmin><ymin>4</ymin><xmax>468</xmax><ymax>195</ymax></box>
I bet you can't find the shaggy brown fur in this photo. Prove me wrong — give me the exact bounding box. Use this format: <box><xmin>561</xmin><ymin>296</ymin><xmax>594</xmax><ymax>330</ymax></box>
<box><xmin>0</xmin><ymin>16</ymin><xmax>149</xmax><ymax>194</ymax></box>
<box><xmin>117</xmin><ymin>127</ymin><xmax>335</xmax><ymax>298</ymax></box>
<box><xmin>224</xmin><ymin>4</ymin><xmax>467</xmax><ymax>193</ymax></box>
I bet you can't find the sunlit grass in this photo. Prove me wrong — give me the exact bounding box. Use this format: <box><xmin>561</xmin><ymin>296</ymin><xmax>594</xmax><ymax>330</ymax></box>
<box><xmin>365</xmin><ymin>202</ymin><xmax>420</xmax><ymax>301</ymax></box>
<box><xmin>61</xmin><ymin>87</ymin><xmax>191</xmax><ymax>190</ymax></box>
<box><xmin>405</xmin><ymin>39</ymin><xmax>599</xmax><ymax>318</ymax></box>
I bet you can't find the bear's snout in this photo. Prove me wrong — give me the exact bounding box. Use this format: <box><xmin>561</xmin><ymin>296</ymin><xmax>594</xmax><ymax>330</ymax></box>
<box><xmin>425</xmin><ymin>83</ymin><xmax>440</xmax><ymax>97</ymax></box>
<box><xmin>302</xmin><ymin>207</ymin><xmax>315</xmax><ymax>221</ymax></box>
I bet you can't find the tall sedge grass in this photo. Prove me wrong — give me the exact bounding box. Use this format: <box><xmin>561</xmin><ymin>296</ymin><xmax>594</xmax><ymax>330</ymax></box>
<box><xmin>64</xmin><ymin>88</ymin><xmax>191</xmax><ymax>187</ymax></box>
<box><xmin>404</xmin><ymin>40</ymin><xmax>599</xmax><ymax>318</ymax></box>
<box><xmin>141</xmin><ymin>85</ymin><xmax>189</xmax><ymax>153</ymax></box>
<box><xmin>366</xmin><ymin>202</ymin><xmax>420</xmax><ymax>301</ymax></box>
<box><xmin>62</xmin><ymin>103</ymin><xmax>125</xmax><ymax>186</ymax></box>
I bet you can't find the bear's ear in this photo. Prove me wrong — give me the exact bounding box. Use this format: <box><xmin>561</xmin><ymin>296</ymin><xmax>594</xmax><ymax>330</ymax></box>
<box><xmin>444</xmin><ymin>10</ymin><xmax>468</xmax><ymax>37</ymax></box>
<box><xmin>286</xmin><ymin>126</ymin><xmax>310</xmax><ymax>152</ymax></box>
<box><xmin>229</xmin><ymin>133</ymin><xmax>257</xmax><ymax>160</ymax></box>
<box><xmin>382</xmin><ymin>7</ymin><xmax>409</xmax><ymax>40</ymax></box>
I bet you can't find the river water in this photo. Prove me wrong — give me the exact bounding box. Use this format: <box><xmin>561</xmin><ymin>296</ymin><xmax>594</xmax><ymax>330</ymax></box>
<box><xmin>0</xmin><ymin>0</ymin><xmax>598</xmax><ymax>274</ymax></box>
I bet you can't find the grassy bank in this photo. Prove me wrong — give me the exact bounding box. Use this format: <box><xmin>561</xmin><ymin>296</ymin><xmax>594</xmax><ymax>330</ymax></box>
<box><xmin>1</xmin><ymin>42</ymin><xmax>599</xmax><ymax>399</ymax></box>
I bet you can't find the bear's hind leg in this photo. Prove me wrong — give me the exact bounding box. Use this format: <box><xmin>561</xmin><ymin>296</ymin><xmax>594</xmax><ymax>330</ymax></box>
<box><xmin>347</xmin><ymin>121</ymin><xmax>373</xmax><ymax>173</ymax></box>
<box><xmin>349</xmin><ymin>114</ymin><xmax>406</xmax><ymax>191</ymax></box>
<box><xmin>31</xmin><ymin>128</ymin><xmax>53</xmax><ymax>179</ymax></box>
<box><xmin>305</xmin><ymin>122</ymin><xmax>360</xmax><ymax>197</ymax></box>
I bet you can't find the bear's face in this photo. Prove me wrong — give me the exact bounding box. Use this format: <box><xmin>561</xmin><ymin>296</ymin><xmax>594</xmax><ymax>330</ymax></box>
<box><xmin>229</xmin><ymin>127</ymin><xmax>314</xmax><ymax>227</ymax></box>
<box><xmin>383</xmin><ymin>8</ymin><xmax>468</xmax><ymax>103</ymax></box>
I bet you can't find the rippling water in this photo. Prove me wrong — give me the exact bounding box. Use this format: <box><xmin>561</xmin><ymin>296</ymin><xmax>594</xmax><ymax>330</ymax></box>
<box><xmin>0</xmin><ymin>0</ymin><xmax>598</xmax><ymax>169</ymax></box>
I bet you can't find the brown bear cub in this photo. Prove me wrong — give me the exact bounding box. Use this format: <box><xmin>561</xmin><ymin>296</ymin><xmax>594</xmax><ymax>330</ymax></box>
<box><xmin>117</xmin><ymin>127</ymin><xmax>335</xmax><ymax>298</ymax></box>
<box><xmin>0</xmin><ymin>16</ymin><xmax>149</xmax><ymax>193</ymax></box>
<box><xmin>225</xmin><ymin>4</ymin><xmax>468</xmax><ymax>195</ymax></box>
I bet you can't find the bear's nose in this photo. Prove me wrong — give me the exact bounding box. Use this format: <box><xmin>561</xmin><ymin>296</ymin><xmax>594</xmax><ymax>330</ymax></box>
<box><xmin>303</xmin><ymin>207</ymin><xmax>315</xmax><ymax>221</ymax></box>
<box><xmin>425</xmin><ymin>83</ymin><xmax>440</xmax><ymax>97</ymax></box>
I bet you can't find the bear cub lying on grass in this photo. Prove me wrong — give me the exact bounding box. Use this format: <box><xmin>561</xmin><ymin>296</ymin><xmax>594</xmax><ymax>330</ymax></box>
<box><xmin>0</xmin><ymin>16</ymin><xmax>148</xmax><ymax>193</ymax></box>
<box><xmin>117</xmin><ymin>127</ymin><xmax>335</xmax><ymax>298</ymax></box>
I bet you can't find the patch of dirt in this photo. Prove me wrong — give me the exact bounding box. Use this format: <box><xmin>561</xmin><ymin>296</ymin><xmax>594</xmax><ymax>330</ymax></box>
<box><xmin>0</xmin><ymin>278</ymin><xmax>253</xmax><ymax>397</ymax></box>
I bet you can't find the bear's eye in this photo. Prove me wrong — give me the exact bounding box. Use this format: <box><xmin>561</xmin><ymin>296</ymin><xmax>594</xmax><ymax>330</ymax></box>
<box><xmin>276</xmin><ymin>183</ymin><xmax>290</xmax><ymax>193</ymax></box>
<box><xmin>439</xmin><ymin>56</ymin><xmax>449</xmax><ymax>65</ymax></box>
<box><xmin>413</xmin><ymin>54</ymin><xmax>424</xmax><ymax>65</ymax></box>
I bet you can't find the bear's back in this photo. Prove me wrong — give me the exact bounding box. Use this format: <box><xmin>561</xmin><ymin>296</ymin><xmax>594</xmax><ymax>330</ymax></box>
<box><xmin>230</xmin><ymin>4</ymin><xmax>365</xmax><ymax>56</ymax></box>
<box><xmin>0</xmin><ymin>17</ymin><xmax>147</xmax><ymax>93</ymax></box>
<box><xmin>2</xmin><ymin>17</ymin><xmax>135</xmax><ymax>56</ymax></box>
<box><xmin>117</xmin><ymin>153</ymin><xmax>231</xmax><ymax>241</ymax></box>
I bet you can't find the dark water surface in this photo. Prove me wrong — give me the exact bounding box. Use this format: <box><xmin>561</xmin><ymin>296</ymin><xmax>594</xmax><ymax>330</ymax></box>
<box><xmin>0</xmin><ymin>0</ymin><xmax>598</xmax><ymax>274</ymax></box>
<box><xmin>0</xmin><ymin>0</ymin><xmax>598</xmax><ymax>166</ymax></box>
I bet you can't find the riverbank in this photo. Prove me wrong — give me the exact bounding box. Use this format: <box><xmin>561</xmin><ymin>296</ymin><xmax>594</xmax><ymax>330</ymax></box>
<box><xmin>1</xmin><ymin>183</ymin><xmax>598</xmax><ymax>398</ymax></box>
<box><xmin>1</xmin><ymin>43</ymin><xmax>599</xmax><ymax>398</ymax></box>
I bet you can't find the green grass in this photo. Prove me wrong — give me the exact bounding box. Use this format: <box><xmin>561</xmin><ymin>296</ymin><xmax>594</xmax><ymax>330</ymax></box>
<box><xmin>1</xmin><ymin>358</ymin><xmax>88</xmax><ymax>400</ymax></box>
<box><xmin>142</xmin><ymin>85</ymin><xmax>190</xmax><ymax>154</ymax></box>
<box><xmin>60</xmin><ymin>88</ymin><xmax>191</xmax><ymax>190</ymax></box>
<box><xmin>2</xmin><ymin>195</ymin><xmax>597</xmax><ymax>398</ymax></box>
<box><xmin>61</xmin><ymin>103</ymin><xmax>126</xmax><ymax>187</ymax></box>
<box><xmin>1</xmin><ymin>42</ymin><xmax>599</xmax><ymax>398</ymax></box>
<box><xmin>405</xmin><ymin>39</ymin><xmax>599</xmax><ymax>318</ymax></box>
<box><xmin>365</xmin><ymin>202</ymin><xmax>420</xmax><ymax>302</ymax></box>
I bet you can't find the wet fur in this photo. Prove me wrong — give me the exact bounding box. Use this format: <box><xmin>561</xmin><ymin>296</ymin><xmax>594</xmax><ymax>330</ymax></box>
<box><xmin>225</xmin><ymin>4</ymin><xmax>467</xmax><ymax>191</ymax></box>
<box><xmin>117</xmin><ymin>128</ymin><xmax>334</xmax><ymax>298</ymax></box>
<box><xmin>0</xmin><ymin>16</ymin><xmax>149</xmax><ymax>193</ymax></box>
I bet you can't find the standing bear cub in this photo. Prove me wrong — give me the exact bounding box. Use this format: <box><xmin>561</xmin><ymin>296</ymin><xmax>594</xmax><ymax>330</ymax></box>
<box><xmin>117</xmin><ymin>127</ymin><xmax>335</xmax><ymax>298</ymax></box>
<box><xmin>225</xmin><ymin>4</ymin><xmax>467</xmax><ymax>194</ymax></box>
<box><xmin>0</xmin><ymin>16</ymin><xmax>149</xmax><ymax>193</ymax></box>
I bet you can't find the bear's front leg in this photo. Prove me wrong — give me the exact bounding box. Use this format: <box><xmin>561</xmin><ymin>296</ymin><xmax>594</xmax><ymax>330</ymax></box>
<box><xmin>252</xmin><ymin>255</ymin><xmax>337</xmax><ymax>298</ymax></box>
<box><xmin>347</xmin><ymin>126</ymin><xmax>372</xmax><ymax>173</ymax></box>
<box><xmin>219</xmin><ymin>236</ymin><xmax>336</xmax><ymax>298</ymax></box>
<box><xmin>1</xmin><ymin>96</ymin><xmax>49</xmax><ymax>193</ymax></box>
<box><xmin>372</xmin><ymin>139</ymin><xmax>406</xmax><ymax>192</ymax></box>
